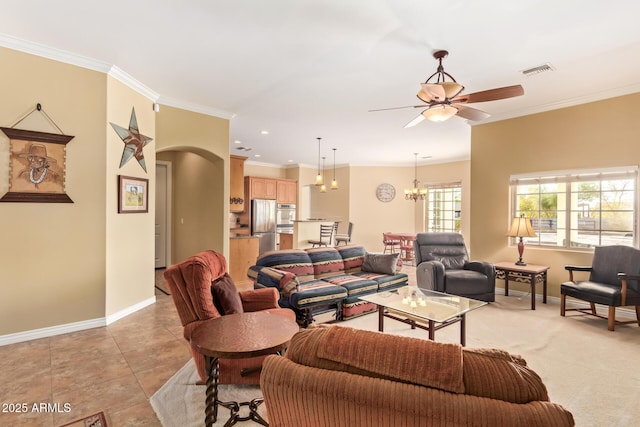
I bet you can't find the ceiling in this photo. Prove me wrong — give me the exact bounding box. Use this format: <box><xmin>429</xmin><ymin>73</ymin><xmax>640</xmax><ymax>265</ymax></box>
<box><xmin>3</xmin><ymin>0</ymin><xmax>640</xmax><ymax>167</ymax></box>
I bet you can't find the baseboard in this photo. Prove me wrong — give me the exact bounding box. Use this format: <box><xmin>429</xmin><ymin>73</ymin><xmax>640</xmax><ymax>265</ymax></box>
<box><xmin>0</xmin><ymin>317</ymin><xmax>106</xmax><ymax>346</ymax></box>
<box><xmin>106</xmin><ymin>296</ymin><xmax>156</xmax><ymax>325</ymax></box>
<box><xmin>0</xmin><ymin>295</ymin><xmax>156</xmax><ymax>346</ymax></box>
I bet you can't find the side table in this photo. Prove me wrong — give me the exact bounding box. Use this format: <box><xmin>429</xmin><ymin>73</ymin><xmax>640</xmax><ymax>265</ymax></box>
<box><xmin>494</xmin><ymin>262</ymin><xmax>550</xmax><ymax>310</ymax></box>
<box><xmin>190</xmin><ymin>312</ymin><xmax>299</xmax><ymax>427</ymax></box>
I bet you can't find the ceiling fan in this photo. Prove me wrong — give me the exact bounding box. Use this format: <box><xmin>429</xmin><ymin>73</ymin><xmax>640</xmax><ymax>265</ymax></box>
<box><xmin>370</xmin><ymin>50</ymin><xmax>524</xmax><ymax>127</ymax></box>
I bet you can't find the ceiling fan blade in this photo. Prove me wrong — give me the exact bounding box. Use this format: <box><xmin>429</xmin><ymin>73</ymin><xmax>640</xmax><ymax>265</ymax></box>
<box><xmin>455</xmin><ymin>105</ymin><xmax>491</xmax><ymax>121</ymax></box>
<box><xmin>403</xmin><ymin>112</ymin><xmax>426</xmax><ymax>128</ymax></box>
<box><xmin>369</xmin><ymin>105</ymin><xmax>425</xmax><ymax>112</ymax></box>
<box><xmin>452</xmin><ymin>85</ymin><xmax>524</xmax><ymax>104</ymax></box>
<box><xmin>417</xmin><ymin>83</ymin><xmax>445</xmax><ymax>103</ymax></box>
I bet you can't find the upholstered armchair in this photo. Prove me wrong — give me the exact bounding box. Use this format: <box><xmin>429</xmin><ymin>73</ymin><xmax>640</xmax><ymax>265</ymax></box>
<box><xmin>414</xmin><ymin>232</ymin><xmax>496</xmax><ymax>302</ymax></box>
<box><xmin>163</xmin><ymin>250</ymin><xmax>296</xmax><ymax>384</ymax></box>
<box><xmin>561</xmin><ymin>245</ymin><xmax>640</xmax><ymax>331</ymax></box>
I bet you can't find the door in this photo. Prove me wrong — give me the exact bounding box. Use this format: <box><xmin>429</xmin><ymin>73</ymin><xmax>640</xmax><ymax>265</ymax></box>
<box><xmin>155</xmin><ymin>161</ymin><xmax>171</xmax><ymax>268</ymax></box>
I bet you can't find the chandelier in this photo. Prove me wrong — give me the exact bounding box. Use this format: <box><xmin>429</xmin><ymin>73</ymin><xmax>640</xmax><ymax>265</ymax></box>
<box><xmin>405</xmin><ymin>153</ymin><xmax>427</xmax><ymax>202</ymax></box>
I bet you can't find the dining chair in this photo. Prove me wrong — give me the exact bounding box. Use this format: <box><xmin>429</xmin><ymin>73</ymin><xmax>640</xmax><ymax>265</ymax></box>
<box><xmin>383</xmin><ymin>232</ymin><xmax>400</xmax><ymax>253</ymax></box>
<box><xmin>399</xmin><ymin>234</ymin><xmax>416</xmax><ymax>266</ymax></box>
<box><xmin>308</xmin><ymin>224</ymin><xmax>334</xmax><ymax>247</ymax></box>
<box><xmin>335</xmin><ymin>222</ymin><xmax>353</xmax><ymax>245</ymax></box>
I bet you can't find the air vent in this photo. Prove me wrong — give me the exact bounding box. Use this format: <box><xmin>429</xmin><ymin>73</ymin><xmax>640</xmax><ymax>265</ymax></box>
<box><xmin>521</xmin><ymin>63</ymin><xmax>555</xmax><ymax>77</ymax></box>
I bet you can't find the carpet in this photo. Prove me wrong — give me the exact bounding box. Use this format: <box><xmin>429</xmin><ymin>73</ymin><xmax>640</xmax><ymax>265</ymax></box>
<box><xmin>150</xmin><ymin>358</ymin><xmax>267</xmax><ymax>427</ymax></box>
<box><xmin>59</xmin><ymin>411</ymin><xmax>107</xmax><ymax>427</ymax></box>
<box><xmin>151</xmin><ymin>293</ymin><xmax>640</xmax><ymax>427</ymax></box>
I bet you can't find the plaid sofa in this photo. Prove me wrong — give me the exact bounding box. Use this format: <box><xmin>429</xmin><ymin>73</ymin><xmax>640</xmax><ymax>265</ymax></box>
<box><xmin>248</xmin><ymin>245</ymin><xmax>408</xmax><ymax>326</ymax></box>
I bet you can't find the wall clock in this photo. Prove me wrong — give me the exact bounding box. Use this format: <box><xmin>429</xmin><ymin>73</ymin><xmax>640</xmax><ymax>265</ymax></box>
<box><xmin>376</xmin><ymin>183</ymin><xmax>396</xmax><ymax>202</ymax></box>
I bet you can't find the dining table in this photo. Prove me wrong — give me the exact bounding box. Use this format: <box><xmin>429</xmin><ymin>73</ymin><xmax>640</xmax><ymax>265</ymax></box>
<box><xmin>386</xmin><ymin>233</ymin><xmax>417</xmax><ymax>265</ymax></box>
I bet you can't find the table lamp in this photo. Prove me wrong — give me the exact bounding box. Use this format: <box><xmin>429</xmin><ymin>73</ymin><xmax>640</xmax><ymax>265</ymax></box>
<box><xmin>507</xmin><ymin>214</ymin><xmax>537</xmax><ymax>266</ymax></box>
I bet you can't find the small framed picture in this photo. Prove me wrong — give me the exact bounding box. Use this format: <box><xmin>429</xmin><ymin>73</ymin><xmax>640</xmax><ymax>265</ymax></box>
<box><xmin>118</xmin><ymin>175</ymin><xmax>149</xmax><ymax>213</ymax></box>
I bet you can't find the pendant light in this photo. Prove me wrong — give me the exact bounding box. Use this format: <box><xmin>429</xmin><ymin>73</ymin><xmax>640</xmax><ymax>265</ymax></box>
<box><xmin>320</xmin><ymin>156</ymin><xmax>327</xmax><ymax>193</ymax></box>
<box><xmin>404</xmin><ymin>153</ymin><xmax>427</xmax><ymax>202</ymax></box>
<box><xmin>315</xmin><ymin>137</ymin><xmax>323</xmax><ymax>186</ymax></box>
<box><xmin>331</xmin><ymin>148</ymin><xmax>338</xmax><ymax>190</ymax></box>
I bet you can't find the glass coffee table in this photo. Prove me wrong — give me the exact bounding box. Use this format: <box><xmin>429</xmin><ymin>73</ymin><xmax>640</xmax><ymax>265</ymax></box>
<box><xmin>359</xmin><ymin>286</ymin><xmax>487</xmax><ymax>346</ymax></box>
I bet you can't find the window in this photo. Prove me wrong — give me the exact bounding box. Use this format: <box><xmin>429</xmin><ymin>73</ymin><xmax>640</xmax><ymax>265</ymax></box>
<box><xmin>425</xmin><ymin>182</ymin><xmax>462</xmax><ymax>233</ymax></box>
<box><xmin>510</xmin><ymin>167</ymin><xmax>638</xmax><ymax>249</ymax></box>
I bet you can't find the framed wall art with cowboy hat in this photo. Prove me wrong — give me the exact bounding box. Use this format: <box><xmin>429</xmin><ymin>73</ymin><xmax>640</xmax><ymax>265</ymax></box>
<box><xmin>0</xmin><ymin>127</ymin><xmax>74</xmax><ymax>203</ymax></box>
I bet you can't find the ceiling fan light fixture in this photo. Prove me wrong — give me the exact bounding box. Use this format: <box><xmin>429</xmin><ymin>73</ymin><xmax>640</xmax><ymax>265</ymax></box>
<box><xmin>422</xmin><ymin>105</ymin><xmax>458</xmax><ymax>122</ymax></box>
<box><xmin>440</xmin><ymin>81</ymin><xmax>464</xmax><ymax>98</ymax></box>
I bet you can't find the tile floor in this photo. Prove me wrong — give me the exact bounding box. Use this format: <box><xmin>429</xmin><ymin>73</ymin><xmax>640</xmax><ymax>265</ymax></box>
<box><xmin>0</xmin><ymin>270</ymin><xmax>189</xmax><ymax>427</ymax></box>
<box><xmin>0</xmin><ymin>265</ymin><xmax>417</xmax><ymax>426</ymax></box>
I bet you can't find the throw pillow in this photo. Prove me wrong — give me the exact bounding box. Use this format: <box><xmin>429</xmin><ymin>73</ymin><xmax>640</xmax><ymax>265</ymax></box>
<box><xmin>211</xmin><ymin>273</ymin><xmax>244</xmax><ymax>315</ymax></box>
<box><xmin>362</xmin><ymin>252</ymin><xmax>400</xmax><ymax>275</ymax></box>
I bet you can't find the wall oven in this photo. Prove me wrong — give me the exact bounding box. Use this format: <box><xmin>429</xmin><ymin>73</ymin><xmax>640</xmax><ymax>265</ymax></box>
<box><xmin>276</xmin><ymin>203</ymin><xmax>296</xmax><ymax>235</ymax></box>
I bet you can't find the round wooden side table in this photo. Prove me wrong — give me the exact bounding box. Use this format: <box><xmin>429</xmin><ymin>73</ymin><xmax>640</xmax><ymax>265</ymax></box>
<box><xmin>190</xmin><ymin>311</ymin><xmax>299</xmax><ymax>427</ymax></box>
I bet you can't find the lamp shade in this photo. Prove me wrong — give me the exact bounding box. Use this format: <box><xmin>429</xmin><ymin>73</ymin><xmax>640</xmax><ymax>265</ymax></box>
<box><xmin>422</xmin><ymin>105</ymin><xmax>458</xmax><ymax>122</ymax></box>
<box><xmin>507</xmin><ymin>215</ymin><xmax>537</xmax><ymax>238</ymax></box>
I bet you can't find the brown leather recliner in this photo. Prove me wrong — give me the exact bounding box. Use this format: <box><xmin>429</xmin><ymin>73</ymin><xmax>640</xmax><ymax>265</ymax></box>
<box><xmin>163</xmin><ymin>250</ymin><xmax>296</xmax><ymax>384</ymax></box>
<box><xmin>414</xmin><ymin>232</ymin><xmax>496</xmax><ymax>302</ymax></box>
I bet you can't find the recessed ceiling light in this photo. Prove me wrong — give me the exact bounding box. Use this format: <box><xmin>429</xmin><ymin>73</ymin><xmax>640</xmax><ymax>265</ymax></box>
<box><xmin>254</xmin><ymin>154</ymin><xmax>261</xmax><ymax>157</ymax></box>
<box><xmin>233</xmin><ymin>140</ymin><xmax>242</xmax><ymax>144</ymax></box>
<box><xmin>288</xmin><ymin>159</ymin><xmax>294</xmax><ymax>163</ymax></box>
<box><xmin>260</xmin><ymin>130</ymin><xmax>269</xmax><ymax>135</ymax></box>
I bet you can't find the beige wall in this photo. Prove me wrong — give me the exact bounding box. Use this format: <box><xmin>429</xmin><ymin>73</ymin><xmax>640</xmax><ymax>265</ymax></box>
<box><xmin>0</xmin><ymin>47</ymin><xmax>231</xmax><ymax>339</ymax></box>
<box><xmin>105</xmin><ymin>77</ymin><xmax>156</xmax><ymax>317</ymax></box>
<box><xmin>0</xmin><ymin>47</ymin><xmax>107</xmax><ymax>334</ymax></box>
<box><xmin>155</xmin><ymin>105</ymin><xmax>230</xmax><ymax>263</ymax></box>
<box><xmin>470</xmin><ymin>93</ymin><xmax>640</xmax><ymax>297</ymax></box>
<box><xmin>299</xmin><ymin>161</ymin><xmax>470</xmax><ymax>252</ymax></box>
<box><xmin>417</xmin><ymin>160</ymin><xmax>471</xmax><ymax>246</ymax></box>
<box><xmin>347</xmin><ymin>165</ymin><xmax>416</xmax><ymax>251</ymax></box>
<box><xmin>309</xmin><ymin>165</ymin><xmax>350</xmax><ymax>233</ymax></box>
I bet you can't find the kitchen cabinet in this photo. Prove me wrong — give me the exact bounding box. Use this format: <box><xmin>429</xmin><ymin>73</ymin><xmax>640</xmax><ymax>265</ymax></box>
<box><xmin>230</xmin><ymin>155</ymin><xmax>247</xmax><ymax>212</ymax></box>
<box><xmin>277</xmin><ymin>179</ymin><xmax>297</xmax><ymax>204</ymax></box>
<box><xmin>245</xmin><ymin>176</ymin><xmax>277</xmax><ymax>199</ymax></box>
<box><xmin>279</xmin><ymin>232</ymin><xmax>293</xmax><ymax>250</ymax></box>
<box><xmin>229</xmin><ymin>236</ymin><xmax>259</xmax><ymax>291</ymax></box>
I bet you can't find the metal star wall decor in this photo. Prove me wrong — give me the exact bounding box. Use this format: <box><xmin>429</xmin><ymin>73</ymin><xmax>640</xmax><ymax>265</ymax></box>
<box><xmin>110</xmin><ymin>107</ymin><xmax>153</xmax><ymax>172</ymax></box>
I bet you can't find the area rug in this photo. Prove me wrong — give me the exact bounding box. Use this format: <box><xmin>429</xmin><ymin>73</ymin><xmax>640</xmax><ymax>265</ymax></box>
<box><xmin>151</xmin><ymin>293</ymin><xmax>640</xmax><ymax>427</ymax></box>
<box><xmin>150</xmin><ymin>358</ymin><xmax>266</xmax><ymax>427</ymax></box>
<box><xmin>59</xmin><ymin>411</ymin><xmax>107</xmax><ymax>427</ymax></box>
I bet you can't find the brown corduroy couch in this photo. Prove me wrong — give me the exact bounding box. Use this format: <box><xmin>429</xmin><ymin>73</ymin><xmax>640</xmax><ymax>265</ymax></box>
<box><xmin>260</xmin><ymin>326</ymin><xmax>574</xmax><ymax>427</ymax></box>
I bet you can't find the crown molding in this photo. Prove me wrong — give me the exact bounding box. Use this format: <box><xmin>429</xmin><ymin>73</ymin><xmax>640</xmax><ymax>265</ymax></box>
<box><xmin>0</xmin><ymin>33</ymin><xmax>234</xmax><ymax>118</ymax></box>
<box><xmin>156</xmin><ymin>95</ymin><xmax>235</xmax><ymax>120</ymax></box>
<box><xmin>107</xmin><ymin>65</ymin><xmax>159</xmax><ymax>102</ymax></box>
<box><xmin>0</xmin><ymin>33</ymin><xmax>110</xmax><ymax>73</ymax></box>
<box><xmin>480</xmin><ymin>82</ymin><xmax>640</xmax><ymax>125</ymax></box>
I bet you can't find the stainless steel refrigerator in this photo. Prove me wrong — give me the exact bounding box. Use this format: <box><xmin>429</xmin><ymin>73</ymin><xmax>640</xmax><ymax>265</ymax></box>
<box><xmin>251</xmin><ymin>199</ymin><xmax>277</xmax><ymax>254</ymax></box>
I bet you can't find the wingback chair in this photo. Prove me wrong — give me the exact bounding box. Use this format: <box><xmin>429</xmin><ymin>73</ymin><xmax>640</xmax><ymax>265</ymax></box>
<box><xmin>561</xmin><ymin>245</ymin><xmax>640</xmax><ymax>331</ymax></box>
<box><xmin>163</xmin><ymin>250</ymin><xmax>296</xmax><ymax>384</ymax></box>
<box><xmin>414</xmin><ymin>232</ymin><xmax>496</xmax><ymax>302</ymax></box>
